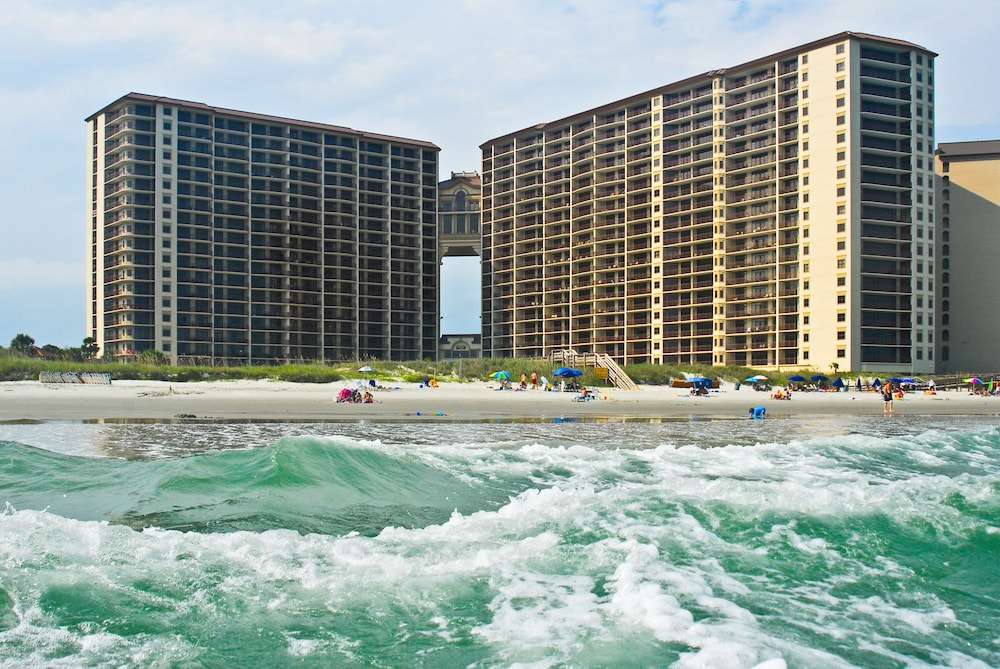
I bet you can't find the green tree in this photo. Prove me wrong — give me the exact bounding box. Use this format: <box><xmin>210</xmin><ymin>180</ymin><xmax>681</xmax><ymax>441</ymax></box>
<box><xmin>139</xmin><ymin>349</ymin><xmax>167</xmax><ymax>365</ymax></box>
<box><xmin>81</xmin><ymin>337</ymin><xmax>99</xmax><ymax>360</ymax></box>
<box><xmin>10</xmin><ymin>333</ymin><xmax>34</xmax><ymax>354</ymax></box>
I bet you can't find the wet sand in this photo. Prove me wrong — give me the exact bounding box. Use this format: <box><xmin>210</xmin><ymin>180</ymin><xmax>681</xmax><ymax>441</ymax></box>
<box><xmin>1</xmin><ymin>379</ymin><xmax>996</xmax><ymax>422</ymax></box>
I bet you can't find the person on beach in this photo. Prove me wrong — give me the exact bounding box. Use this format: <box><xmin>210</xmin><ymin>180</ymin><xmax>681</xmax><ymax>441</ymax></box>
<box><xmin>882</xmin><ymin>383</ymin><xmax>894</xmax><ymax>414</ymax></box>
<box><xmin>749</xmin><ymin>406</ymin><xmax>766</xmax><ymax>419</ymax></box>
<box><xmin>531</xmin><ymin>371</ymin><xmax>539</xmax><ymax>389</ymax></box>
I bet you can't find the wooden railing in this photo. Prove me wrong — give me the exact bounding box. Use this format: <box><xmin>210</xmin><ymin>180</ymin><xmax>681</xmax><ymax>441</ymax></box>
<box><xmin>548</xmin><ymin>349</ymin><xmax>639</xmax><ymax>391</ymax></box>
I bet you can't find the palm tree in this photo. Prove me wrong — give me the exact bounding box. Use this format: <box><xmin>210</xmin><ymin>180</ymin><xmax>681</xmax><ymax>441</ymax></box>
<box><xmin>10</xmin><ymin>333</ymin><xmax>34</xmax><ymax>354</ymax></box>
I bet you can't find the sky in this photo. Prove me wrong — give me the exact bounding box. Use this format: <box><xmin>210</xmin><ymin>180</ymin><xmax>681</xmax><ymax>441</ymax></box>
<box><xmin>1</xmin><ymin>0</ymin><xmax>999</xmax><ymax>349</ymax></box>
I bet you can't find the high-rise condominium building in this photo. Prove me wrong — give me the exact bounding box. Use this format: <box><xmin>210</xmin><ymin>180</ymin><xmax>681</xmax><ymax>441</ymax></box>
<box><xmin>88</xmin><ymin>93</ymin><xmax>440</xmax><ymax>364</ymax></box>
<box><xmin>934</xmin><ymin>141</ymin><xmax>1000</xmax><ymax>372</ymax></box>
<box><xmin>480</xmin><ymin>32</ymin><xmax>936</xmax><ymax>373</ymax></box>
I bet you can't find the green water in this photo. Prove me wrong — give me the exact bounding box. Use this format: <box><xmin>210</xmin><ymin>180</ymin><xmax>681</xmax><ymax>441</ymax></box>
<box><xmin>0</xmin><ymin>416</ymin><xmax>997</xmax><ymax>667</ymax></box>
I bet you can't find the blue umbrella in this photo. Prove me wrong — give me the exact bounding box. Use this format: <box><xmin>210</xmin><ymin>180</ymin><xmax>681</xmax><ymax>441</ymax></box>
<box><xmin>901</xmin><ymin>378</ymin><xmax>915</xmax><ymax>384</ymax></box>
<box><xmin>831</xmin><ymin>377</ymin><xmax>845</xmax><ymax>388</ymax></box>
<box><xmin>811</xmin><ymin>374</ymin><xmax>829</xmax><ymax>383</ymax></box>
<box><xmin>689</xmin><ymin>376</ymin><xmax>713</xmax><ymax>388</ymax></box>
<box><xmin>491</xmin><ymin>371</ymin><xmax>511</xmax><ymax>380</ymax></box>
<box><xmin>553</xmin><ymin>368</ymin><xmax>583</xmax><ymax>377</ymax></box>
<box><xmin>788</xmin><ymin>375</ymin><xmax>807</xmax><ymax>382</ymax></box>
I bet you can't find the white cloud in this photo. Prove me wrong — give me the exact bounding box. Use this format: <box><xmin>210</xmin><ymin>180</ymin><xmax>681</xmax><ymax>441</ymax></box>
<box><xmin>0</xmin><ymin>0</ymin><xmax>998</xmax><ymax>343</ymax></box>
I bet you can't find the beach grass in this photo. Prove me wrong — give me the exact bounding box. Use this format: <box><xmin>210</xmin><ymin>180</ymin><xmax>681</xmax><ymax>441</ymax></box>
<box><xmin>0</xmin><ymin>352</ymin><xmax>930</xmax><ymax>390</ymax></box>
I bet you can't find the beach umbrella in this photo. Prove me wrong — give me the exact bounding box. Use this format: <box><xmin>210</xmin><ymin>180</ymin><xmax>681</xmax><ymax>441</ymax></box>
<box><xmin>964</xmin><ymin>377</ymin><xmax>983</xmax><ymax>384</ymax></box>
<box><xmin>553</xmin><ymin>367</ymin><xmax>583</xmax><ymax>377</ymax></box>
<box><xmin>855</xmin><ymin>378</ymin><xmax>862</xmax><ymax>390</ymax></box>
<box><xmin>788</xmin><ymin>375</ymin><xmax>807</xmax><ymax>383</ymax></box>
<box><xmin>831</xmin><ymin>377</ymin><xmax>845</xmax><ymax>388</ymax></box>
<box><xmin>888</xmin><ymin>377</ymin><xmax>903</xmax><ymax>384</ymax></box>
<box><xmin>901</xmin><ymin>378</ymin><xmax>915</xmax><ymax>384</ymax></box>
<box><xmin>491</xmin><ymin>370</ymin><xmax>511</xmax><ymax>380</ymax></box>
<box><xmin>810</xmin><ymin>374</ymin><xmax>828</xmax><ymax>383</ymax></box>
<box><xmin>689</xmin><ymin>376</ymin><xmax>713</xmax><ymax>388</ymax></box>
<box><xmin>753</xmin><ymin>375</ymin><xmax>769</xmax><ymax>381</ymax></box>
<box><xmin>744</xmin><ymin>376</ymin><xmax>759</xmax><ymax>383</ymax></box>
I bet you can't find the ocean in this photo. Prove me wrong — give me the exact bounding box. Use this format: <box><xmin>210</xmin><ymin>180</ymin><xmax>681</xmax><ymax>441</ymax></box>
<box><xmin>0</xmin><ymin>415</ymin><xmax>998</xmax><ymax>668</ymax></box>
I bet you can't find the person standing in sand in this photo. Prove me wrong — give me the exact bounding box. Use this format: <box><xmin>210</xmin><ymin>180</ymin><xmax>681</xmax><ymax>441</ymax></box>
<box><xmin>531</xmin><ymin>371</ymin><xmax>539</xmax><ymax>389</ymax></box>
<box><xmin>882</xmin><ymin>382</ymin><xmax>894</xmax><ymax>414</ymax></box>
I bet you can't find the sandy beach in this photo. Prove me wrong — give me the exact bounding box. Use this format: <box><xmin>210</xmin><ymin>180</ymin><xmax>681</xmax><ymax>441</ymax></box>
<box><xmin>2</xmin><ymin>378</ymin><xmax>998</xmax><ymax>422</ymax></box>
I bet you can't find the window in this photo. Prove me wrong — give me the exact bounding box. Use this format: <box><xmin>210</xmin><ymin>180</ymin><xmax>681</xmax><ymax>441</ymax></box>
<box><xmin>836</xmin><ymin>79</ymin><xmax>845</xmax><ymax>89</ymax></box>
<box><xmin>837</xmin><ymin>276</ymin><xmax>846</xmax><ymax>286</ymax></box>
<box><xmin>837</xmin><ymin>222</ymin><xmax>845</xmax><ymax>232</ymax></box>
<box><xmin>837</xmin><ymin>349</ymin><xmax>845</xmax><ymax>357</ymax></box>
<box><xmin>837</xmin><ymin>97</ymin><xmax>845</xmax><ymax>107</ymax></box>
<box><xmin>836</xmin><ymin>61</ymin><xmax>845</xmax><ymax>71</ymax></box>
<box><xmin>836</xmin><ymin>44</ymin><xmax>845</xmax><ymax>54</ymax></box>
<box><xmin>837</xmin><ymin>133</ymin><xmax>845</xmax><ymax>143</ymax></box>
<box><xmin>837</xmin><ymin>116</ymin><xmax>845</xmax><ymax>126</ymax></box>
<box><xmin>837</xmin><ymin>241</ymin><xmax>846</xmax><ymax>250</ymax></box>
<box><xmin>837</xmin><ymin>151</ymin><xmax>846</xmax><ymax>161</ymax></box>
<box><xmin>837</xmin><ymin>331</ymin><xmax>846</xmax><ymax>340</ymax></box>
<box><xmin>837</xmin><ymin>187</ymin><xmax>846</xmax><ymax>196</ymax></box>
<box><xmin>803</xmin><ymin>333</ymin><xmax>810</xmax><ymax>342</ymax></box>
<box><xmin>837</xmin><ymin>313</ymin><xmax>846</xmax><ymax>322</ymax></box>
<box><xmin>837</xmin><ymin>168</ymin><xmax>845</xmax><ymax>178</ymax></box>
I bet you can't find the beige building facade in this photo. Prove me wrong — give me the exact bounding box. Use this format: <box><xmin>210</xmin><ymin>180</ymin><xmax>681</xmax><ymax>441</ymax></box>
<box><xmin>88</xmin><ymin>93</ymin><xmax>440</xmax><ymax>364</ymax></box>
<box><xmin>935</xmin><ymin>141</ymin><xmax>1000</xmax><ymax>372</ymax></box>
<box><xmin>480</xmin><ymin>32</ymin><xmax>936</xmax><ymax>374</ymax></box>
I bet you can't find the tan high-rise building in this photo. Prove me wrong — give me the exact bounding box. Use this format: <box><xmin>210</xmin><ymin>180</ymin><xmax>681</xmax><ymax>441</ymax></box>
<box><xmin>87</xmin><ymin>93</ymin><xmax>440</xmax><ymax>364</ymax></box>
<box><xmin>934</xmin><ymin>141</ymin><xmax>1000</xmax><ymax>373</ymax></box>
<box><xmin>480</xmin><ymin>32</ymin><xmax>936</xmax><ymax>374</ymax></box>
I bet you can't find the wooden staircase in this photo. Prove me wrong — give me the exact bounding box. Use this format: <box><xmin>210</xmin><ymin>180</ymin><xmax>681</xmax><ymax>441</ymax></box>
<box><xmin>548</xmin><ymin>350</ymin><xmax>639</xmax><ymax>391</ymax></box>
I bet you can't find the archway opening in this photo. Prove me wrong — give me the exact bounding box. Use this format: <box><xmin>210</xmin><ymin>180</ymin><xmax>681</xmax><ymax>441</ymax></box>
<box><xmin>440</xmin><ymin>256</ymin><xmax>480</xmax><ymax>334</ymax></box>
